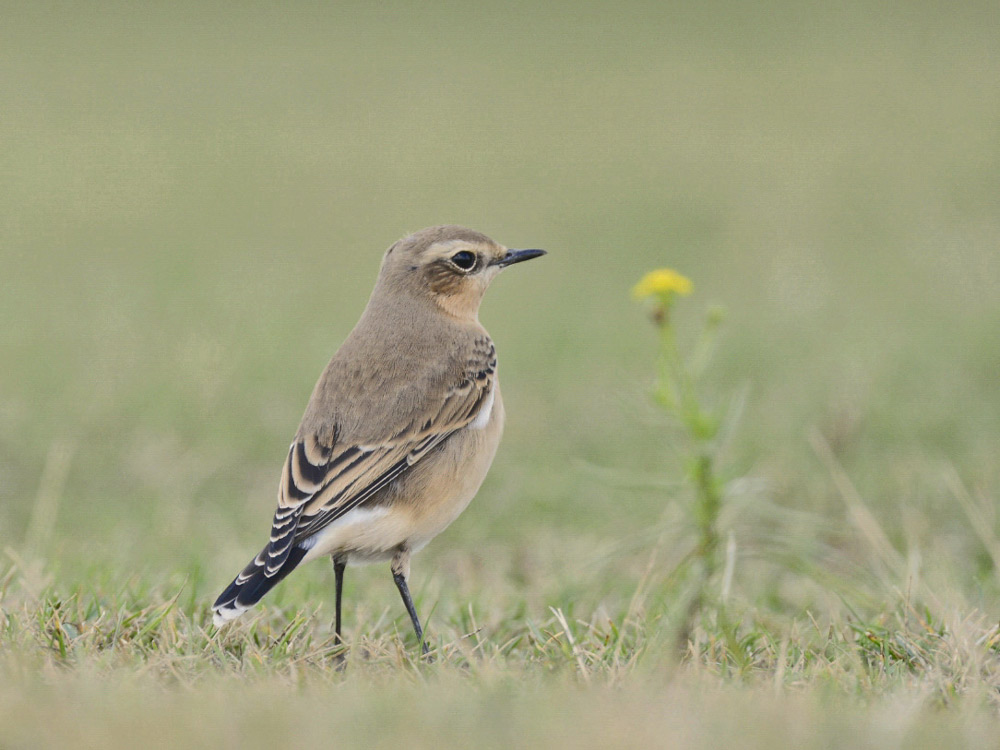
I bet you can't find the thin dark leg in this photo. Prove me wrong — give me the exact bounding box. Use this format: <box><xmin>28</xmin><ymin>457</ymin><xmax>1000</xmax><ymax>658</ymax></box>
<box><xmin>333</xmin><ymin>558</ymin><xmax>346</xmax><ymax>644</ymax></box>
<box><xmin>392</xmin><ymin>571</ymin><xmax>428</xmax><ymax>655</ymax></box>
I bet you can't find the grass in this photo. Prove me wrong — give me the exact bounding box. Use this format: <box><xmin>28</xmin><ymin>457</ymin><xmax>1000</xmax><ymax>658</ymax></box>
<box><xmin>2</xmin><ymin>0</ymin><xmax>1000</xmax><ymax>746</ymax></box>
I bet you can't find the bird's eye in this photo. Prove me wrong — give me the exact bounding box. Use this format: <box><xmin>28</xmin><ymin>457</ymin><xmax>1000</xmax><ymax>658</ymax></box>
<box><xmin>450</xmin><ymin>251</ymin><xmax>477</xmax><ymax>271</ymax></box>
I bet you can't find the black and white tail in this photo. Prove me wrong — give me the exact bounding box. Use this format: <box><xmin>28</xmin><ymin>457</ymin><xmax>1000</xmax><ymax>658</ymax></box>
<box><xmin>211</xmin><ymin>545</ymin><xmax>307</xmax><ymax>626</ymax></box>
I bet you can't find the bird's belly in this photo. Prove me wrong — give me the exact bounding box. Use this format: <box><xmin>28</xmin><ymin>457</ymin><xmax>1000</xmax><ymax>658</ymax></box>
<box><xmin>298</xmin><ymin>505</ymin><xmax>413</xmax><ymax>564</ymax></box>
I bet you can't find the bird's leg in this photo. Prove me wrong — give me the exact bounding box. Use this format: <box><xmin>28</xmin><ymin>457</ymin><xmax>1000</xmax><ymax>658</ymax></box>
<box><xmin>333</xmin><ymin>556</ymin><xmax>346</xmax><ymax>644</ymax></box>
<box><xmin>391</xmin><ymin>548</ymin><xmax>428</xmax><ymax>655</ymax></box>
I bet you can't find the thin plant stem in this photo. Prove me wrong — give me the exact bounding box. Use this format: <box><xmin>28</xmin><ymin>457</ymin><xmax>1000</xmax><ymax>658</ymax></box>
<box><xmin>640</xmin><ymin>276</ymin><xmax>728</xmax><ymax>655</ymax></box>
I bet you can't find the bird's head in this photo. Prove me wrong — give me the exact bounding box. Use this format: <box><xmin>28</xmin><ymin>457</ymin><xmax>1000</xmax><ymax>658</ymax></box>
<box><xmin>376</xmin><ymin>225</ymin><xmax>545</xmax><ymax>321</ymax></box>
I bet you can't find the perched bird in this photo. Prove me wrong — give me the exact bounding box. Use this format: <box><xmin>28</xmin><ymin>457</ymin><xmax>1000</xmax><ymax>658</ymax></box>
<box><xmin>212</xmin><ymin>225</ymin><xmax>545</xmax><ymax>652</ymax></box>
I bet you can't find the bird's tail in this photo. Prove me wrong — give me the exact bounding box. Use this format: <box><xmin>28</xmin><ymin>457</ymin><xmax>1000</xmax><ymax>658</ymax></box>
<box><xmin>212</xmin><ymin>545</ymin><xmax>307</xmax><ymax>627</ymax></box>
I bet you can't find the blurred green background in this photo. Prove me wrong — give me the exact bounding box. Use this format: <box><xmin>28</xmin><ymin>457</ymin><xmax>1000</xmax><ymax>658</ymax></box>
<box><xmin>2</xmin><ymin>0</ymin><xmax>999</xmax><ymax>615</ymax></box>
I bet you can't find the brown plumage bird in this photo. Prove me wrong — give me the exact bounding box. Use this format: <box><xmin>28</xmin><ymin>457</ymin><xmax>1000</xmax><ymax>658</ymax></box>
<box><xmin>212</xmin><ymin>225</ymin><xmax>545</xmax><ymax>652</ymax></box>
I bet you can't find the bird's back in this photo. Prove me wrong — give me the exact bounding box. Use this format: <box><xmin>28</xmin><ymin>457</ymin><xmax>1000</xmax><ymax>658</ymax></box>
<box><xmin>298</xmin><ymin>293</ymin><xmax>493</xmax><ymax>446</ymax></box>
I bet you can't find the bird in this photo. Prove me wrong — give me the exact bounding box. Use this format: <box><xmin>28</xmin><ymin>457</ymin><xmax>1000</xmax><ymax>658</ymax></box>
<box><xmin>211</xmin><ymin>225</ymin><xmax>545</xmax><ymax>654</ymax></box>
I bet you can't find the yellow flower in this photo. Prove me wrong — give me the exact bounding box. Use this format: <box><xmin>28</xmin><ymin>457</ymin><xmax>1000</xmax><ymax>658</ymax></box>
<box><xmin>632</xmin><ymin>268</ymin><xmax>693</xmax><ymax>300</ymax></box>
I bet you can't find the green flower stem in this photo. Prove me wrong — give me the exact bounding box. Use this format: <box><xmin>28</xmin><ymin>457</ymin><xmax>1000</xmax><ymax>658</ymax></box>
<box><xmin>692</xmin><ymin>452</ymin><xmax>720</xmax><ymax>567</ymax></box>
<box><xmin>657</xmin><ymin>315</ymin><xmax>696</xmax><ymax>423</ymax></box>
<box><xmin>649</xmin><ymin>296</ymin><xmax>725</xmax><ymax>646</ymax></box>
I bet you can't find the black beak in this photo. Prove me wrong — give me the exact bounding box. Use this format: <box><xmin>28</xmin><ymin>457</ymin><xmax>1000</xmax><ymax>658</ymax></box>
<box><xmin>495</xmin><ymin>248</ymin><xmax>547</xmax><ymax>267</ymax></box>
